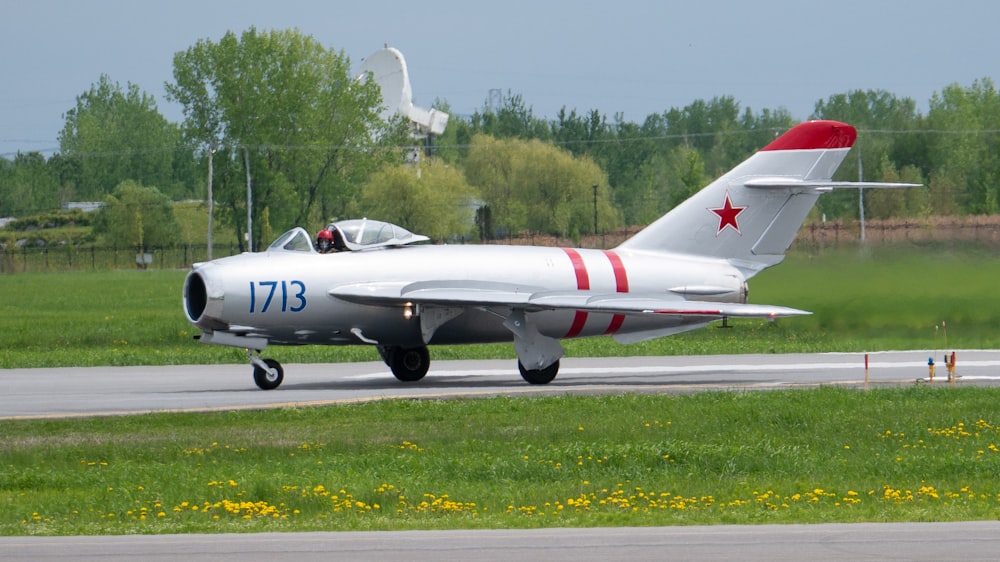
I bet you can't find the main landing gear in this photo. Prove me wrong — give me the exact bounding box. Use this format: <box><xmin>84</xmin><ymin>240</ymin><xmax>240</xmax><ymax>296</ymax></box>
<box><xmin>244</xmin><ymin>345</ymin><xmax>561</xmax><ymax>390</ymax></box>
<box><xmin>378</xmin><ymin>345</ymin><xmax>431</xmax><ymax>382</ymax></box>
<box><xmin>378</xmin><ymin>345</ymin><xmax>560</xmax><ymax>384</ymax></box>
<box><xmin>518</xmin><ymin>360</ymin><xmax>560</xmax><ymax>384</ymax></box>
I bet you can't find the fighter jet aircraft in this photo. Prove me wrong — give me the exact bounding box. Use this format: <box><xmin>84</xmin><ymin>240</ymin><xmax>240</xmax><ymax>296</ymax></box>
<box><xmin>183</xmin><ymin>120</ymin><xmax>916</xmax><ymax>389</ymax></box>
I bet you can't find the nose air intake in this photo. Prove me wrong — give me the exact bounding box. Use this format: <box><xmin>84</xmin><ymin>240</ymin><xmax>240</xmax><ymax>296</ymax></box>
<box><xmin>184</xmin><ymin>271</ymin><xmax>208</xmax><ymax>323</ymax></box>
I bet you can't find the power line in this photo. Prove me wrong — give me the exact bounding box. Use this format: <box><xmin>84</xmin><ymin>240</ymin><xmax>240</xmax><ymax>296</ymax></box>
<box><xmin>5</xmin><ymin>127</ymin><xmax>1000</xmax><ymax>160</ymax></box>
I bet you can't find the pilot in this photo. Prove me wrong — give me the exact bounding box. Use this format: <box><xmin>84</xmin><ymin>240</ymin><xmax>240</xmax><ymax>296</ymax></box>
<box><xmin>316</xmin><ymin>229</ymin><xmax>335</xmax><ymax>253</ymax></box>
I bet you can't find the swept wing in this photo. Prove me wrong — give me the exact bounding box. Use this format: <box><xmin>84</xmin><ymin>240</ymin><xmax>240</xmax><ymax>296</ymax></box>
<box><xmin>329</xmin><ymin>280</ymin><xmax>809</xmax><ymax>318</ymax></box>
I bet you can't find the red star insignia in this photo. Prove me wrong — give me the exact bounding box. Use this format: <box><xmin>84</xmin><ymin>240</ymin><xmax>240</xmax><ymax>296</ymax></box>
<box><xmin>709</xmin><ymin>192</ymin><xmax>746</xmax><ymax>235</ymax></box>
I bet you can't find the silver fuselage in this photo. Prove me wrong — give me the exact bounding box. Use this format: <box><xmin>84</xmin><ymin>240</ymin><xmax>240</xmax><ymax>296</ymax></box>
<box><xmin>184</xmin><ymin>243</ymin><xmax>746</xmax><ymax>348</ymax></box>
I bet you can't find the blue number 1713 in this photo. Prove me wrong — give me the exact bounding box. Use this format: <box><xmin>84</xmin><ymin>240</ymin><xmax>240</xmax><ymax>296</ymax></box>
<box><xmin>249</xmin><ymin>280</ymin><xmax>306</xmax><ymax>313</ymax></box>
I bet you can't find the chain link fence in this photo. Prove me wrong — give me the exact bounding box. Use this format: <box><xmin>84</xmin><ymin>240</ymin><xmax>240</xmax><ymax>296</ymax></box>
<box><xmin>5</xmin><ymin>216</ymin><xmax>1000</xmax><ymax>273</ymax></box>
<box><xmin>0</xmin><ymin>244</ymin><xmax>242</xmax><ymax>273</ymax></box>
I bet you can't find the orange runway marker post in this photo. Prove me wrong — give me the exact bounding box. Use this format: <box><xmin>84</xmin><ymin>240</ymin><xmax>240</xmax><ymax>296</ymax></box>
<box><xmin>864</xmin><ymin>353</ymin><xmax>869</xmax><ymax>390</ymax></box>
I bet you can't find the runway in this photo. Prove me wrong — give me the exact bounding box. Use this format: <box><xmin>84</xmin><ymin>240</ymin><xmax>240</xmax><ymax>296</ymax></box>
<box><xmin>5</xmin><ymin>521</ymin><xmax>1000</xmax><ymax>561</ymax></box>
<box><xmin>2</xmin><ymin>350</ymin><xmax>999</xmax><ymax>419</ymax></box>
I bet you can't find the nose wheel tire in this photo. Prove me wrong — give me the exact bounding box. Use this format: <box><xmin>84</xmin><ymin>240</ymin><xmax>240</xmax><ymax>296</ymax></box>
<box><xmin>253</xmin><ymin>358</ymin><xmax>284</xmax><ymax>390</ymax></box>
<box><xmin>518</xmin><ymin>360</ymin><xmax>559</xmax><ymax>384</ymax></box>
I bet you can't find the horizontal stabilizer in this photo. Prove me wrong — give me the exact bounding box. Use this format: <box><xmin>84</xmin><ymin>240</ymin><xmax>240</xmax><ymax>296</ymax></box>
<box><xmin>744</xmin><ymin>178</ymin><xmax>922</xmax><ymax>190</ymax></box>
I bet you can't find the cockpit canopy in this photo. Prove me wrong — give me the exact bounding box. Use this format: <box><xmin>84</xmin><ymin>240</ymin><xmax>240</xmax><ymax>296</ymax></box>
<box><xmin>267</xmin><ymin>219</ymin><xmax>429</xmax><ymax>253</ymax></box>
<box><xmin>328</xmin><ymin>218</ymin><xmax>429</xmax><ymax>251</ymax></box>
<box><xmin>268</xmin><ymin>228</ymin><xmax>315</xmax><ymax>252</ymax></box>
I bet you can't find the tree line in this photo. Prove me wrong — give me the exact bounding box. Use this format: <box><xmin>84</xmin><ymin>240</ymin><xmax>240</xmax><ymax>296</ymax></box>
<box><xmin>1</xmin><ymin>27</ymin><xmax>999</xmax><ymax>251</ymax></box>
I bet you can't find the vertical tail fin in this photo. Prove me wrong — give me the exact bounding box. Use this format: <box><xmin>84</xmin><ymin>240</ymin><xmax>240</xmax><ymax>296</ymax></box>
<box><xmin>616</xmin><ymin>120</ymin><xmax>916</xmax><ymax>277</ymax></box>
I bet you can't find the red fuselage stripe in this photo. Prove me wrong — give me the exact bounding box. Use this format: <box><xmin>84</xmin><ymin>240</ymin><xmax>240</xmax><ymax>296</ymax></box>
<box><xmin>602</xmin><ymin>250</ymin><xmax>629</xmax><ymax>334</ymax></box>
<box><xmin>561</xmin><ymin>249</ymin><xmax>632</xmax><ymax>338</ymax></box>
<box><xmin>563</xmin><ymin>248</ymin><xmax>590</xmax><ymax>290</ymax></box>
<box><xmin>605</xmin><ymin>312</ymin><xmax>626</xmax><ymax>334</ymax></box>
<box><xmin>602</xmin><ymin>250</ymin><xmax>629</xmax><ymax>293</ymax></box>
<box><xmin>563</xmin><ymin>249</ymin><xmax>590</xmax><ymax>338</ymax></box>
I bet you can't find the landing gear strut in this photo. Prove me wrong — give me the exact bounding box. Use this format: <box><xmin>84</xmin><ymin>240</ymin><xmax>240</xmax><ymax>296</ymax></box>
<box><xmin>248</xmin><ymin>350</ymin><xmax>284</xmax><ymax>390</ymax></box>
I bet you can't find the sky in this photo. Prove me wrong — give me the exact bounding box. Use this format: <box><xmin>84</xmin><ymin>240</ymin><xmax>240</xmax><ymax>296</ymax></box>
<box><xmin>2</xmin><ymin>0</ymin><xmax>998</xmax><ymax>157</ymax></box>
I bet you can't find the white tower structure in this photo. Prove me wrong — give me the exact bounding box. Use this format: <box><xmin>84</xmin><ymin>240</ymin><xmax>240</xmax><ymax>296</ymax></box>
<box><xmin>357</xmin><ymin>47</ymin><xmax>449</xmax><ymax>136</ymax></box>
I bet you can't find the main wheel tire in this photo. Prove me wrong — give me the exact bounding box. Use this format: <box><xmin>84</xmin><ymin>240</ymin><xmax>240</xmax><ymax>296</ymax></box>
<box><xmin>388</xmin><ymin>346</ymin><xmax>430</xmax><ymax>382</ymax></box>
<box><xmin>518</xmin><ymin>360</ymin><xmax>559</xmax><ymax>385</ymax></box>
<box><xmin>253</xmin><ymin>358</ymin><xmax>284</xmax><ymax>390</ymax></box>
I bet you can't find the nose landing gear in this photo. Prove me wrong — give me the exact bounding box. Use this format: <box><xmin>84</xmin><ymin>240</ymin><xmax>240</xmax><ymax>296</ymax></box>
<box><xmin>248</xmin><ymin>350</ymin><xmax>284</xmax><ymax>390</ymax></box>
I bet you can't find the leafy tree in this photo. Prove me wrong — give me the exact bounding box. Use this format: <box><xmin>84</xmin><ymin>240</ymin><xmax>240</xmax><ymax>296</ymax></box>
<box><xmin>672</xmin><ymin>145</ymin><xmax>708</xmax><ymax>206</ymax></box>
<box><xmin>926</xmin><ymin>78</ymin><xmax>1000</xmax><ymax>214</ymax></box>
<box><xmin>59</xmin><ymin>75</ymin><xmax>183</xmax><ymax>200</ymax></box>
<box><xmin>463</xmin><ymin>134</ymin><xmax>620</xmax><ymax>238</ymax></box>
<box><xmin>0</xmin><ymin>152</ymin><xmax>60</xmax><ymax>216</ymax></box>
<box><xmin>812</xmin><ymin>89</ymin><xmax>918</xmax><ymax>130</ymax></box>
<box><xmin>863</xmin><ymin>158</ymin><xmax>929</xmax><ymax>219</ymax></box>
<box><xmin>426</xmin><ymin>99</ymin><xmax>465</xmax><ymax>165</ymax></box>
<box><xmin>92</xmin><ymin>180</ymin><xmax>180</xmax><ymax>249</ymax></box>
<box><xmin>552</xmin><ymin>107</ymin><xmax>609</xmax><ymax>157</ymax></box>
<box><xmin>460</xmin><ymin>134</ymin><xmax>516</xmax><ymax>235</ymax></box>
<box><xmin>469</xmin><ymin>92</ymin><xmax>552</xmax><ymax>141</ymax></box>
<box><xmin>0</xmin><ymin>157</ymin><xmax>13</xmax><ymax>216</ymax></box>
<box><xmin>615</xmin><ymin>152</ymin><xmax>670</xmax><ymax>226</ymax></box>
<box><xmin>663</xmin><ymin>97</ymin><xmax>741</xmax><ymax>160</ymax></box>
<box><xmin>604</xmin><ymin>114</ymin><xmax>672</xmax><ymax>225</ymax></box>
<box><xmin>359</xmin><ymin>159</ymin><xmax>478</xmax><ymax>241</ymax></box>
<box><xmin>812</xmin><ymin>89</ymin><xmax>922</xmax><ymax>219</ymax></box>
<box><xmin>166</xmin><ymin>27</ymin><xmax>399</xmax><ymax>250</ymax></box>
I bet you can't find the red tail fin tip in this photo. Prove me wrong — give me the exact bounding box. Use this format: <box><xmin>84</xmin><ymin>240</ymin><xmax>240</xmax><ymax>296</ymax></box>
<box><xmin>761</xmin><ymin>120</ymin><xmax>857</xmax><ymax>151</ymax></box>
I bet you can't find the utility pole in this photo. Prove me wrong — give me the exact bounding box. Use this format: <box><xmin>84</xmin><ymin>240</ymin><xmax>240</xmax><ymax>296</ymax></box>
<box><xmin>206</xmin><ymin>144</ymin><xmax>214</xmax><ymax>260</ymax></box>
<box><xmin>593</xmin><ymin>184</ymin><xmax>598</xmax><ymax>235</ymax></box>
<box><xmin>244</xmin><ymin>147</ymin><xmax>252</xmax><ymax>252</ymax></box>
<box><xmin>858</xmin><ymin>143</ymin><xmax>865</xmax><ymax>242</ymax></box>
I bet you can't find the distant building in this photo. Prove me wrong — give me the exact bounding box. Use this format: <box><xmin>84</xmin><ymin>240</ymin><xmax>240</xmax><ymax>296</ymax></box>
<box><xmin>61</xmin><ymin>202</ymin><xmax>105</xmax><ymax>212</ymax></box>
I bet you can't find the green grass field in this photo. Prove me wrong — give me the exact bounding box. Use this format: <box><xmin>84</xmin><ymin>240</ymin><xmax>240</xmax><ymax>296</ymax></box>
<box><xmin>2</xmin><ymin>244</ymin><xmax>1000</xmax><ymax>535</ymax></box>
<box><xmin>4</xmin><ymin>388</ymin><xmax>1000</xmax><ymax>535</ymax></box>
